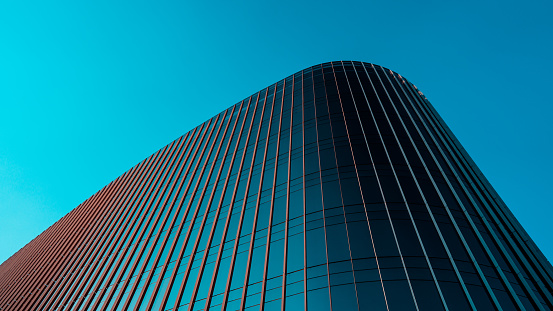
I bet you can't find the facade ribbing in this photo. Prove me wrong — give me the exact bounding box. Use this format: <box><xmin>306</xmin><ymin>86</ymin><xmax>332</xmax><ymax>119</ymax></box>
<box><xmin>1</xmin><ymin>61</ymin><xmax>552</xmax><ymax>310</ymax></box>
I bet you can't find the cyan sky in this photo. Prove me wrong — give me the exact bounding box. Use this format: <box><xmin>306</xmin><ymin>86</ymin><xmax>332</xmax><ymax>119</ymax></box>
<box><xmin>1</xmin><ymin>0</ymin><xmax>552</xmax><ymax>264</ymax></box>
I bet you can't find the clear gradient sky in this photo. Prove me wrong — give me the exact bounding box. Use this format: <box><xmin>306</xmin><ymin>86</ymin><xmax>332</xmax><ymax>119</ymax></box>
<box><xmin>1</xmin><ymin>0</ymin><xmax>552</xmax><ymax>264</ymax></box>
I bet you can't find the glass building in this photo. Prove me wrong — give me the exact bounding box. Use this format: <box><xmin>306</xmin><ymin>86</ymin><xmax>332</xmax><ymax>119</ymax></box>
<box><xmin>1</xmin><ymin>61</ymin><xmax>552</xmax><ymax>311</ymax></box>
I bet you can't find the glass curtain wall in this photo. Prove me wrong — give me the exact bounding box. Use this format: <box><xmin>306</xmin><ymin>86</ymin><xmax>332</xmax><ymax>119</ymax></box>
<box><xmin>1</xmin><ymin>61</ymin><xmax>552</xmax><ymax>311</ymax></box>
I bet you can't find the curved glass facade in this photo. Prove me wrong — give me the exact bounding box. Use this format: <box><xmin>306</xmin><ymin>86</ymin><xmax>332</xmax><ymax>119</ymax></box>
<box><xmin>1</xmin><ymin>61</ymin><xmax>552</xmax><ymax>310</ymax></box>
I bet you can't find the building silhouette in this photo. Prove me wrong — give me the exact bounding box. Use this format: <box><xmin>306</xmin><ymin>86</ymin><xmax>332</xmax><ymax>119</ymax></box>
<box><xmin>1</xmin><ymin>61</ymin><xmax>552</xmax><ymax>310</ymax></box>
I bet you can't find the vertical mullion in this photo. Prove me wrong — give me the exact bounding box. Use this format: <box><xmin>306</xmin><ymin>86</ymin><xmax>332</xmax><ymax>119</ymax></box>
<box><xmin>180</xmin><ymin>105</ymin><xmax>241</xmax><ymax>309</ymax></box>
<box><xmin>36</xmin><ymin>147</ymin><xmax>158</xmax><ymax>310</ymax></box>
<box><xmin>348</xmin><ymin>63</ymin><xmax>421</xmax><ymax>310</ymax></box>
<box><xmin>169</xmin><ymin>100</ymin><xmax>253</xmax><ymax>309</ymax></box>
<box><xmin>7</xmin><ymin>169</ymin><xmax>121</xmax><ymax>310</ymax></box>
<box><xmin>399</xmin><ymin>72</ymin><xmax>538</xmax><ymax>305</ymax></box>
<box><xmin>68</xmin><ymin>139</ymin><xmax>179</xmax><ymax>310</ymax></box>
<box><xmin>56</xmin><ymin>138</ymin><xmax>176</xmax><ymax>310</ymax></box>
<box><xmin>321</xmin><ymin>64</ymin><xmax>362</xmax><ymax>311</ymax></box>
<box><xmin>0</xmin><ymin>240</ymin><xmax>32</xmax><ymax>289</ymax></box>
<box><xmin>108</xmin><ymin>114</ymin><xmax>222</xmax><ymax>310</ymax></box>
<box><xmin>127</xmin><ymin>108</ymin><xmax>229</xmax><ymax>310</ymax></box>
<box><xmin>0</xmin><ymin>215</ymin><xmax>56</xmax><ymax>301</ymax></box>
<box><xmin>92</xmin><ymin>122</ymin><xmax>211</xmax><ymax>310</ymax></box>
<box><xmin>180</xmin><ymin>91</ymin><xmax>259</xmax><ymax>310</ymax></box>
<box><xmin>97</xmin><ymin>132</ymin><xmax>192</xmax><ymax>309</ymax></box>
<box><xmin>362</xmin><ymin>63</ymin><xmax>473</xmax><ymax>310</ymax></box>
<box><xmin>52</xmin><ymin>144</ymin><xmax>171</xmax><ymax>310</ymax></box>
<box><xmin>170</xmin><ymin>105</ymin><xmax>247</xmax><ymax>310</ymax></box>
<box><xmin>31</xmin><ymin>161</ymin><xmax>144</xmax><ymax>311</ymax></box>
<box><xmin>199</xmin><ymin>92</ymin><xmax>267</xmax><ymax>311</ymax></box>
<box><xmin>235</xmin><ymin>86</ymin><xmax>277</xmax><ymax>310</ymax></box>
<box><xmin>172</xmin><ymin>103</ymin><xmax>239</xmax><ymax>310</ymax></box>
<box><xmin>409</xmin><ymin>76</ymin><xmax>553</xmax><ymax>307</ymax></box>
<box><xmin>184</xmin><ymin>97</ymin><xmax>251</xmax><ymax>308</ymax></box>
<box><xmin>381</xmin><ymin>67</ymin><xmax>506</xmax><ymax>308</ymax></box>
<box><xmin>1</xmin><ymin>213</ymin><xmax>73</xmax><ymax>308</ymax></box>
<box><xmin>148</xmin><ymin>102</ymin><xmax>245</xmax><ymax>311</ymax></box>
<box><xmin>108</xmin><ymin>125</ymin><xmax>208</xmax><ymax>310</ymax></box>
<box><xmin>75</xmin><ymin>136</ymin><xmax>184</xmax><ymax>310</ymax></box>
<box><xmin>0</xmin><ymin>202</ymin><xmax>78</xmax><ymax>305</ymax></box>
<box><xmin>184</xmin><ymin>91</ymin><xmax>265</xmax><ymax>311</ymax></box>
<box><xmin>160</xmin><ymin>97</ymin><xmax>252</xmax><ymax>310</ymax></box>
<box><xmin>255</xmin><ymin>79</ymin><xmax>286</xmax><ymax>310</ymax></box>
<box><xmin>138</xmin><ymin>107</ymin><xmax>235</xmax><ymax>311</ymax></box>
<box><xmin>311</xmin><ymin>65</ymin><xmax>335</xmax><ymax>311</ymax></box>
<box><xmin>301</xmin><ymin>70</ymin><xmax>309</xmax><ymax>311</ymax></box>
<box><xmin>3</xmin><ymin>196</ymin><xmax>97</xmax><ymax>307</ymax></box>
<box><xmin>280</xmin><ymin>75</ymin><xmax>294</xmax><ymax>311</ymax></box>
<box><xmin>204</xmin><ymin>91</ymin><xmax>263</xmax><ymax>311</ymax></box>
<box><xmin>334</xmin><ymin>62</ymin><xmax>391</xmax><ymax>310</ymax></box>
<box><xmin>398</xmin><ymin>71</ymin><xmax>544</xmax><ymax>309</ymax></box>
<box><xmin>361</xmin><ymin>63</ymin><xmax>456</xmax><ymax>309</ymax></box>
<box><xmin>175</xmin><ymin>100</ymin><xmax>247</xmax><ymax>310</ymax></box>
<box><xmin>371</xmin><ymin>63</ymin><xmax>507</xmax><ymax>310</ymax></box>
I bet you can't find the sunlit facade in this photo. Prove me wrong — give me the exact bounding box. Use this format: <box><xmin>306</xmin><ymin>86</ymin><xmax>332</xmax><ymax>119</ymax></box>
<box><xmin>1</xmin><ymin>61</ymin><xmax>552</xmax><ymax>310</ymax></box>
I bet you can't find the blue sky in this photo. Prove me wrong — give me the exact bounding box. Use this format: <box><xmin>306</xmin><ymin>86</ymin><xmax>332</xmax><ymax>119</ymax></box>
<box><xmin>1</xmin><ymin>0</ymin><xmax>552</xmax><ymax>264</ymax></box>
